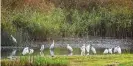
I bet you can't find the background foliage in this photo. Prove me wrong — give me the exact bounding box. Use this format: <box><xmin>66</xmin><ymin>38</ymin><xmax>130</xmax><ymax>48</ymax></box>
<box><xmin>1</xmin><ymin>0</ymin><xmax>133</xmax><ymax>45</ymax></box>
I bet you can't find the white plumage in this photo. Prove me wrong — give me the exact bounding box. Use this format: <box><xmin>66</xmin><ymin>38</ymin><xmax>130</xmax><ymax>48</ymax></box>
<box><xmin>22</xmin><ymin>47</ymin><xmax>29</xmax><ymax>55</ymax></box>
<box><xmin>49</xmin><ymin>40</ymin><xmax>55</xmax><ymax>57</ymax></box>
<box><xmin>103</xmin><ymin>49</ymin><xmax>108</xmax><ymax>54</ymax></box>
<box><xmin>29</xmin><ymin>49</ymin><xmax>34</xmax><ymax>54</ymax></box>
<box><xmin>114</xmin><ymin>46</ymin><xmax>118</xmax><ymax>53</ymax></box>
<box><xmin>80</xmin><ymin>44</ymin><xmax>85</xmax><ymax>56</ymax></box>
<box><xmin>50</xmin><ymin>40</ymin><xmax>54</xmax><ymax>50</ymax></box>
<box><xmin>40</xmin><ymin>45</ymin><xmax>45</xmax><ymax>55</ymax></box>
<box><xmin>11</xmin><ymin>35</ymin><xmax>17</xmax><ymax>43</ymax></box>
<box><xmin>67</xmin><ymin>44</ymin><xmax>73</xmax><ymax>56</ymax></box>
<box><xmin>113</xmin><ymin>46</ymin><xmax>122</xmax><ymax>54</ymax></box>
<box><xmin>7</xmin><ymin>49</ymin><xmax>17</xmax><ymax>59</ymax></box>
<box><xmin>11</xmin><ymin>49</ymin><xmax>17</xmax><ymax>56</ymax></box>
<box><xmin>67</xmin><ymin>44</ymin><xmax>73</xmax><ymax>51</ymax></box>
<box><xmin>91</xmin><ymin>46</ymin><xmax>96</xmax><ymax>54</ymax></box>
<box><xmin>108</xmin><ymin>48</ymin><xmax>112</xmax><ymax>54</ymax></box>
<box><xmin>86</xmin><ymin>44</ymin><xmax>90</xmax><ymax>55</ymax></box>
<box><xmin>117</xmin><ymin>46</ymin><xmax>121</xmax><ymax>54</ymax></box>
<box><xmin>40</xmin><ymin>45</ymin><xmax>44</xmax><ymax>51</ymax></box>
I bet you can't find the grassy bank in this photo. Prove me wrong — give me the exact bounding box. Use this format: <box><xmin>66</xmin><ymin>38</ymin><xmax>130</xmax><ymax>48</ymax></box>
<box><xmin>1</xmin><ymin>56</ymin><xmax>68</xmax><ymax>66</ymax></box>
<box><xmin>1</xmin><ymin>54</ymin><xmax>133</xmax><ymax>66</ymax></box>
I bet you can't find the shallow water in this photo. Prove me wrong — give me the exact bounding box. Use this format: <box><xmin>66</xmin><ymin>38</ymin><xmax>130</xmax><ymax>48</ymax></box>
<box><xmin>1</xmin><ymin>37</ymin><xmax>133</xmax><ymax>59</ymax></box>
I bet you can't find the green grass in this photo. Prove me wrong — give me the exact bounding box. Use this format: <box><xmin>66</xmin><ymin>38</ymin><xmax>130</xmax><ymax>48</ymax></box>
<box><xmin>1</xmin><ymin>54</ymin><xmax>133</xmax><ymax>66</ymax></box>
<box><xmin>1</xmin><ymin>56</ymin><xmax>69</xmax><ymax>66</ymax></box>
<box><xmin>67</xmin><ymin>54</ymin><xmax>133</xmax><ymax>66</ymax></box>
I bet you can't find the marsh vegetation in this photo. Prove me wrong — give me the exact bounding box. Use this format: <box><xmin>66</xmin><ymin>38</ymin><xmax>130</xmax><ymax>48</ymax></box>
<box><xmin>1</xmin><ymin>0</ymin><xmax>133</xmax><ymax>46</ymax></box>
<box><xmin>1</xmin><ymin>54</ymin><xmax>133</xmax><ymax>66</ymax></box>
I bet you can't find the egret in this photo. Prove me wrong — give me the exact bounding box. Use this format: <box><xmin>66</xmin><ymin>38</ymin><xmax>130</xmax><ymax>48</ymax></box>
<box><xmin>117</xmin><ymin>46</ymin><xmax>121</xmax><ymax>54</ymax></box>
<box><xmin>22</xmin><ymin>47</ymin><xmax>29</xmax><ymax>55</ymax></box>
<box><xmin>40</xmin><ymin>45</ymin><xmax>45</xmax><ymax>55</ymax></box>
<box><xmin>91</xmin><ymin>46</ymin><xmax>96</xmax><ymax>54</ymax></box>
<box><xmin>108</xmin><ymin>48</ymin><xmax>113</xmax><ymax>54</ymax></box>
<box><xmin>114</xmin><ymin>46</ymin><xmax>118</xmax><ymax>53</ymax></box>
<box><xmin>86</xmin><ymin>44</ymin><xmax>91</xmax><ymax>55</ymax></box>
<box><xmin>11</xmin><ymin>35</ymin><xmax>17</xmax><ymax>43</ymax></box>
<box><xmin>10</xmin><ymin>35</ymin><xmax>17</xmax><ymax>57</ymax></box>
<box><xmin>29</xmin><ymin>48</ymin><xmax>34</xmax><ymax>54</ymax></box>
<box><xmin>80</xmin><ymin>44</ymin><xmax>85</xmax><ymax>56</ymax></box>
<box><xmin>67</xmin><ymin>44</ymin><xmax>73</xmax><ymax>56</ymax></box>
<box><xmin>49</xmin><ymin>40</ymin><xmax>55</xmax><ymax>57</ymax></box>
<box><xmin>103</xmin><ymin>49</ymin><xmax>108</xmax><ymax>54</ymax></box>
<box><xmin>7</xmin><ymin>49</ymin><xmax>17</xmax><ymax>59</ymax></box>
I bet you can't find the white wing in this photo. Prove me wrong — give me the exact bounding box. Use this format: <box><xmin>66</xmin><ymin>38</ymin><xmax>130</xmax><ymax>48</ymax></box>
<box><xmin>91</xmin><ymin>46</ymin><xmax>96</xmax><ymax>54</ymax></box>
<box><xmin>22</xmin><ymin>47</ymin><xmax>29</xmax><ymax>55</ymax></box>
<box><xmin>103</xmin><ymin>49</ymin><xmax>108</xmax><ymax>54</ymax></box>
<box><xmin>67</xmin><ymin>46</ymin><xmax>73</xmax><ymax>51</ymax></box>
<box><xmin>114</xmin><ymin>47</ymin><xmax>118</xmax><ymax>53</ymax></box>
<box><xmin>50</xmin><ymin>43</ymin><xmax>54</xmax><ymax>49</ymax></box>
<box><xmin>117</xmin><ymin>47</ymin><xmax>121</xmax><ymax>54</ymax></box>
<box><xmin>29</xmin><ymin>49</ymin><xmax>34</xmax><ymax>54</ymax></box>
<box><xmin>81</xmin><ymin>46</ymin><xmax>85</xmax><ymax>51</ymax></box>
<box><xmin>86</xmin><ymin>45</ymin><xmax>90</xmax><ymax>52</ymax></box>
<box><xmin>11</xmin><ymin>35</ymin><xmax>17</xmax><ymax>43</ymax></box>
<box><xmin>50</xmin><ymin>40</ymin><xmax>55</xmax><ymax>49</ymax></box>
<box><xmin>108</xmin><ymin>48</ymin><xmax>112</xmax><ymax>54</ymax></box>
<box><xmin>13</xmin><ymin>37</ymin><xmax>17</xmax><ymax>43</ymax></box>
<box><xmin>40</xmin><ymin>45</ymin><xmax>44</xmax><ymax>51</ymax></box>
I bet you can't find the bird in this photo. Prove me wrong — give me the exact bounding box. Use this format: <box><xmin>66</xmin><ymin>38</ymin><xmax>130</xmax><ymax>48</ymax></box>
<box><xmin>67</xmin><ymin>44</ymin><xmax>73</xmax><ymax>56</ymax></box>
<box><xmin>80</xmin><ymin>44</ymin><xmax>86</xmax><ymax>56</ymax></box>
<box><xmin>11</xmin><ymin>35</ymin><xmax>17</xmax><ymax>43</ymax></box>
<box><xmin>49</xmin><ymin>40</ymin><xmax>55</xmax><ymax>57</ymax></box>
<box><xmin>117</xmin><ymin>46</ymin><xmax>121</xmax><ymax>54</ymax></box>
<box><xmin>114</xmin><ymin>46</ymin><xmax>118</xmax><ymax>53</ymax></box>
<box><xmin>86</xmin><ymin>44</ymin><xmax>91</xmax><ymax>55</ymax></box>
<box><xmin>10</xmin><ymin>35</ymin><xmax>17</xmax><ymax>56</ymax></box>
<box><xmin>108</xmin><ymin>48</ymin><xmax>113</xmax><ymax>54</ymax></box>
<box><xmin>91</xmin><ymin>45</ymin><xmax>96</xmax><ymax>54</ymax></box>
<box><xmin>29</xmin><ymin>48</ymin><xmax>34</xmax><ymax>54</ymax></box>
<box><xmin>40</xmin><ymin>45</ymin><xmax>45</xmax><ymax>55</ymax></box>
<box><xmin>103</xmin><ymin>49</ymin><xmax>108</xmax><ymax>54</ymax></box>
<box><xmin>7</xmin><ymin>49</ymin><xmax>17</xmax><ymax>59</ymax></box>
<box><xmin>22</xmin><ymin>47</ymin><xmax>29</xmax><ymax>55</ymax></box>
<box><xmin>113</xmin><ymin>46</ymin><xmax>122</xmax><ymax>54</ymax></box>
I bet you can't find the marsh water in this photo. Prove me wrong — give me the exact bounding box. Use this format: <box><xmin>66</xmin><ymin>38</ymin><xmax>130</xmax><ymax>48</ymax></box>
<box><xmin>1</xmin><ymin>37</ymin><xmax>133</xmax><ymax>59</ymax></box>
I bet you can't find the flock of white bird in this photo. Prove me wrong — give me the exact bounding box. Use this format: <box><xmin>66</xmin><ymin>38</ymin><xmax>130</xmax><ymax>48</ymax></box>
<box><xmin>8</xmin><ymin>35</ymin><xmax>122</xmax><ymax>59</ymax></box>
<box><xmin>22</xmin><ymin>47</ymin><xmax>34</xmax><ymax>55</ymax></box>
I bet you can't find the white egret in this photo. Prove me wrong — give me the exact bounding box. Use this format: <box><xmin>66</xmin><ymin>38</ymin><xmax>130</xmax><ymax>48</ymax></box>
<box><xmin>91</xmin><ymin>46</ymin><xmax>96</xmax><ymax>54</ymax></box>
<box><xmin>86</xmin><ymin>44</ymin><xmax>91</xmax><ymax>55</ymax></box>
<box><xmin>22</xmin><ymin>47</ymin><xmax>29</xmax><ymax>55</ymax></box>
<box><xmin>40</xmin><ymin>45</ymin><xmax>45</xmax><ymax>55</ymax></box>
<box><xmin>113</xmin><ymin>46</ymin><xmax>122</xmax><ymax>54</ymax></box>
<box><xmin>29</xmin><ymin>48</ymin><xmax>34</xmax><ymax>54</ymax></box>
<box><xmin>67</xmin><ymin>44</ymin><xmax>73</xmax><ymax>56</ymax></box>
<box><xmin>49</xmin><ymin>40</ymin><xmax>55</xmax><ymax>57</ymax></box>
<box><xmin>7</xmin><ymin>49</ymin><xmax>17</xmax><ymax>59</ymax></box>
<box><xmin>117</xmin><ymin>46</ymin><xmax>121</xmax><ymax>54</ymax></box>
<box><xmin>108</xmin><ymin>48</ymin><xmax>113</xmax><ymax>54</ymax></box>
<box><xmin>103</xmin><ymin>49</ymin><xmax>108</xmax><ymax>54</ymax></box>
<box><xmin>114</xmin><ymin>46</ymin><xmax>118</xmax><ymax>53</ymax></box>
<box><xmin>10</xmin><ymin>35</ymin><xmax>17</xmax><ymax>58</ymax></box>
<box><xmin>80</xmin><ymin>44</ymin><xmax>85</xmax><ymax>56</ymax></box>
<box><xmin>11</xmin><ymin>35</ymin><xmax>17</xmax><ymax>43</ymax></box>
